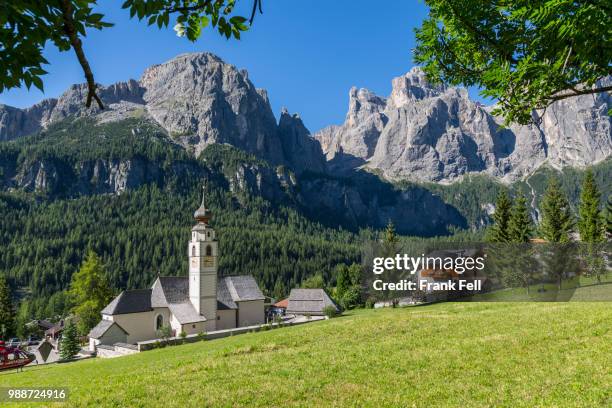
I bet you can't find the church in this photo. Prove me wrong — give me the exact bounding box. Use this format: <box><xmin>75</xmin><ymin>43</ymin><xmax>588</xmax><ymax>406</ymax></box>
<box><xmin>88</xmin><ymin>189</ymin><xmax>266</xmax><ymax>350</ymax></box>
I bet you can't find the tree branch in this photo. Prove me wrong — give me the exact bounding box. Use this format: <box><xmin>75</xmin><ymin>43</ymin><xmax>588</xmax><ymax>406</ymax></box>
<box><xmin>550</xmin><ymin>84</ymin><xmax>612</xmax><ymax>102</ymax></box>
<box><xmin>447</xmin><ymin>3</ymin><xmax>518</xmax><ymax>65</ymax></box>
<box><xmin>166</xmin><ymin>0</ymin><xmax>213</xmax><ymax>13</ymax></box>
<box><xmin>249</xmin><ymin>0</ymin><xmax>262</xmax><ymax>24</ymax></box>
<box><xmin>60</xmin><ymin>0</ymin><xmax>103</xmax><ymax>109</ymax></box>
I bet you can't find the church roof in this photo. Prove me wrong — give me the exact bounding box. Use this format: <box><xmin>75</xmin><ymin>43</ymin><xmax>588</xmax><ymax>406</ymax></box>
<box><xmin>217</xmin><ymin>278</ymin><xmax>237</xmax><ymax>309</ymax></box>
<box><xmin>168</xmin><ymin>303</ymin><xmax>207</xmax><ymax>324</ymax></box>
<box><xmin>286</xmin><ymin>289</ymin><xmax>339</xmax><ymax>315</ymax></box>
<box><xmin>102</xmin><ymin>275</ymin><xmax>263</xmax><ymax>317</ymax></box>
<box><xmin>151</xmin><ymin>276</ymin><xmax>189</xmax><ymax>307</ymax></box>
<box><xmin>101</xmin><ymin>289</ymin><xmax>153</xmax><ymax>315</ymax></box>
<box><xmin>88</xmin><ymin>320</ymin><xmax>129</xmax><ymax>339</ymax></box>
<box><xmin>222</xmin><ymin>276</ymin><xmax>265</xmax><ymax>303</ymax></box>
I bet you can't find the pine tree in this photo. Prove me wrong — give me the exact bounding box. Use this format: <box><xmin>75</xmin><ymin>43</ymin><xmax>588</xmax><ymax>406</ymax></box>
<box><xmin>69</xmin><ymin>251</ymin><xmax>113</xmax><ymax>335</ymax></box>
<box><xmin>383</xmin><ymin>220</ymin><xmax>398</xmax><ymax>248</ymax></box>
<box><xmin>0</xmin><ymin>275</ymin><xmax>15</xmax><ymax>339</ymax></box>
<box><xmin>335</xmin><ymin>264</ymin><xmax>351</xmax><ymax>299</ymax></box>
<box><xmin>577</xmin><ymin>170</ymin><xmax>603</xmax><ymax>243</ymax></box>
<box><xmin>381</xmin><ymin>220</ymin><xmax>400</xmax><ymax>263</ymax></box>
<box><xmin>539</xmin><ymin>178</ymin><xmax>573</xmax><ymax>243</ymax></box>
<box><xmin>488</xmin><ymin>190</ymin><xmax>512</xmax><ymax>243</ymax></box>
<box><xmin>59</xmin><ymin>320</ymin><xmax>80</xmax><ymax>360</ymax></box>
<box><xmin>508</xmin><ymin>192</ymin><xmax>533</xmax><ymax>243</ymax></box>
<box><xmin>606</xmin><ymin>194</ymin><xmax>612</xmax><ymax>239</ymax></box>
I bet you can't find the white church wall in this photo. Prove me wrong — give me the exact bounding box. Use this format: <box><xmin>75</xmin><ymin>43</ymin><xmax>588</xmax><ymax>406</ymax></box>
<box><xmin>97</xmin><ymin>323</ymin><xmax>128</xmax><ymax>347</ymax></box>
<box><xmin>237</xmin><ymin>300</ymin><xmax>265</xmax><ymax>327</ymax></box>
<box><xmin>181</xmin><ymin>321</ymin><xmax>206</xmax><ymax>335</ymax></box>
<box><xmin>89</xmin><ymin>338</ymin><xmax>100</xmax><ymax>352</ymax></box>
<box><xmin>111</xmin><ymin>308</ymin><xmax>170</xmax><ymax>343</ymax></box>
<box><xmin>169</xmin><ymin>314</ymin><xmax>182</xmax><ymax>335</ymax></box>
<box><xmin>216</xmin><ymin>309</ymin><xmax>237</xmax><ymax>330</ymax></box>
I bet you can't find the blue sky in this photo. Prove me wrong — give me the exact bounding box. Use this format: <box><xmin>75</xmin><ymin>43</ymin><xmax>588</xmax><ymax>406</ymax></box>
<box><xmin>0</xmin><ymin>1</ymin><xmax>487</xmax><ymax>132</ymax></box>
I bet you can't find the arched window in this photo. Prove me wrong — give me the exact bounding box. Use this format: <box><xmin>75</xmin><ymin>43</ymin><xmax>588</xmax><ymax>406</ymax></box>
<box><xmin>156</xmin><ymin>314</ymin><xmax>163</xmax><ymax>331</ymax></box>
<box><xmin>191</xmin><ymin>246</ymin><xmax>196</xmax><ymax>257</ymax></box>
<box><xmin>206</xmin><ymin>245</ymin><xmax>212</xmax><ymax>256</ymax></box>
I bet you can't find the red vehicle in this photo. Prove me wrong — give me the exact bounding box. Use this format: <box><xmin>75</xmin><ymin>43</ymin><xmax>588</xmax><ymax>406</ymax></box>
<box><xmin>0</xmin><ymin>341</ymin><xmax>35</xmax><ymax>371</ymax></box>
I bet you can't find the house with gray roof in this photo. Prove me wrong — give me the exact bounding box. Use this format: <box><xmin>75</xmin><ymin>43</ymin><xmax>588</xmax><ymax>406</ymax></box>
<box><xmin>89</xmin><ymin>188</ymin><xmax>266</xmax><ymax>351</ymax></box>
<box><xmin>286</xmin><ymin>289</ymin><xmax>339</xmax><ymax>316</ymax></box>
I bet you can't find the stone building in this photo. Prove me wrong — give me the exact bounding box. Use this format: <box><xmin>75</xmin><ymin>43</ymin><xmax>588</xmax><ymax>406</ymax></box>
<box><xmin>89</xmin><ymin>188</ymin><xmax>265</xmax><ymax>351</ymax></box>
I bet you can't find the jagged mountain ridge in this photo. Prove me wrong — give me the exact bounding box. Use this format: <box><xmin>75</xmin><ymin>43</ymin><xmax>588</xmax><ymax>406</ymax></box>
<box><xmin>315</xmin><ymin>67</ymin><xmax>612</xmax><ymax>182</ymax></box>
<box><xmin>0</xmin><ymin>116</ymin><xmax>468</xmax><ymax>235</ymax></box>
<box><xmin>1</xmin><ymin>53</ymin><xmax>610</xmax><ymax>184</ymax></box>
<box><xmin>0</xmin><ymin>53</ymin><xmax>325</xmax><ymax>176</ymax></box>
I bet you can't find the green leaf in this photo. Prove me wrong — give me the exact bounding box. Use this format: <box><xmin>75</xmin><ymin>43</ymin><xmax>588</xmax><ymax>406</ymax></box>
<box><xmin>32</xmin><ymin>76</ymin><xmax>44</xmax><ymax>91</ymax></box>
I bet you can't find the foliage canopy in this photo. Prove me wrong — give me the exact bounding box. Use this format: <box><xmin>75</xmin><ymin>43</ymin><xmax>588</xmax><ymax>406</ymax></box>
<box><xmin>0</xmin><ymin>0</ymin><xmax>260</xmax><ymax>108</ymax></box>
<box><xmin>415</xmin><ymin>0</ymin><xmax>612</xmax><ymax>125</ymax></box>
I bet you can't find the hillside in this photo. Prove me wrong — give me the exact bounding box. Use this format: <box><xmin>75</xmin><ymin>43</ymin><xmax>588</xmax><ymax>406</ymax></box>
<box><xmin>3</xmin><ymin>302</ymin><xmax>610</xmax><ymax>407</ymax></box>
<box><xmin>0</xmin><ymin>115</ymin><xmax>610</xmax><ymax>323</ymax></box>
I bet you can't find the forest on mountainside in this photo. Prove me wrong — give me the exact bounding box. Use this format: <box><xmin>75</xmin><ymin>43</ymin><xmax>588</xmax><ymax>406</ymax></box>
<box><xmin>0</xmin><ymin>118</ymin><xmax>610</xmax><ymax>326</ymax></box>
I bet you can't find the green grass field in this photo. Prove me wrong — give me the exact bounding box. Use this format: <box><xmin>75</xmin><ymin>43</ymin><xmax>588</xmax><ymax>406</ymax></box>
<box><xmin>2</xmin><ymin>302</ymin><xmax>611</xmax><ymax>407</ymax></box>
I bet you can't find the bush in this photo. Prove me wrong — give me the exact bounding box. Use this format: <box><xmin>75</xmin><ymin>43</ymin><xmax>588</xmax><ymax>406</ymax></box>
<box><xmin>340</xmin><ymin>286</ymin><xmax>362</xmax><ymax>310</ymax></box>
<box><xmin>197</xmin><ymin>331</ymin><xmax>206</xmax><ymax>341</ymax></box>
<box><xmin>364</xmin><ymin>297</ymin><xmax>376</xmax><ymax>309</ymax></box>
<box><xmin>156</xmin><ymin>325</ymin><xmax>172</xmax><ymax>343</ymax></box>
<box><xmin>323</xmin><ymin>306</ymin><xmax>338</xmax><ymax>318</ymax></box>
<box><xmin>272</xmin><ymin>315</ymin><xmax>284</xmax><ymax>327</ymax></box>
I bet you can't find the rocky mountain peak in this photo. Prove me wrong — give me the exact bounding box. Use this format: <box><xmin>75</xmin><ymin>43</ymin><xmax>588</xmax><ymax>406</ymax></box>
<box><xmin>0</xmin><ymin>52</ymin><xmax>327</xmax><ymax>175</ymax></box>
<box><xmin>138</xmin><ymin>52</ymin><xmax>284</xmax><ymax>162</ymax></box>
<box><xmin>278</xmin><ymin>109</ymin><xmax>326</xmax><ymax>174</ymax></box>
<box><xmin>315</xmin><ymin>67</ymin><xmax>611</xmax><ymax>182</ymax></box>
<box><xmin>347</xmin><ymin>87</ymin><xmax>386</xmax><ymax>127</ymax></box>
<box><xmin>1</xmin><ymin>55</ymin><xmax>609</xmax><ymax>184</ymax></box>
<box><xmin>389</xmin><ymin>67</ymin><xmax>447</xmax><ymax>108</ymax></box>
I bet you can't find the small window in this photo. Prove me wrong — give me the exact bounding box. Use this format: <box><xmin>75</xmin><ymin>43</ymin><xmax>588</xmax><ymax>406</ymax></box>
<box><xmin>207</xmin><ymin>231</ymin><xmax>210</xmax><ymax>238</ymax></box>
<box><xmin>191</xmin><ymin>246</ymin><xmax>196</xmax><ymax>257</ymax></box>
<box><xmin>206</xmin><ymin>245</ymin><xmax>212</xmax><ymax>256</ymax></box>
<box><xmin>217</xmin><ymin>316</ymin><xmax>220</xmax><ymax>320</ymax></box>
<box><xmin>192</xmin><ymin>324</ymin><xmax>196</xmax><ymax>329</ymax></box>
<box><xmin>156</xmin><ymin>314</ymin><xmax>163</xmax><ymax>330</ymax></box>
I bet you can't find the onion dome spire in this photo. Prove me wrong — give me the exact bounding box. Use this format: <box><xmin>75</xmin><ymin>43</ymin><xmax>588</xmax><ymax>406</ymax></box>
<box><xmin>194</xmin><ymin>184</ymin><xmax>211</xmax><ymax>224</ymax></box>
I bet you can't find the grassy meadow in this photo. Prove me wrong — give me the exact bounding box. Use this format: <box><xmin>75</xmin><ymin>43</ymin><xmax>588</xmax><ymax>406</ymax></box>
<box><xmin>2</xmin><ymin>302</ymin><xmax>611</xmax><ymax>407</ymax></box>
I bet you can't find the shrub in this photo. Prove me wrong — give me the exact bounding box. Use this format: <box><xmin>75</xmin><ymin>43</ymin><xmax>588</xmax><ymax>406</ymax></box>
<box><xmin>197</xmin><ymin>331</ymin><xmax>207</xmax><ymax>341</ymax></box>
<box><xmin>179</xmin><ymin>331</ymin><xmax>187</xmax><ymax>343</ymax></box>
<box><xmin>156</xmin><ymin>325</ymin><xmax>172</xmax><ymax>343</ymax></box>
<box><xmin>364</xmin><ymin>297</ymin><xmax>376</xmax><ymax>309</ymax></box>
<box><xmin>340</xmin><ymin>286</ymin><xmax>362</xmax><ymax>309</ymax></box>
<box><xmin>323</xmin><ymin>306</ymin><xmax>338</xmax><ymax>318</ymax></box>
<box><xmin>272</xmin><ymin>315</ymin><xmax>284</xmax><ymax>327</ymax></box>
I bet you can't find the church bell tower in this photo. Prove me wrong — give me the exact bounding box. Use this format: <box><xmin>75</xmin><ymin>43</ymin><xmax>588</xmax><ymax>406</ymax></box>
<box><xmin>189</xmin><ymin>186</ymin><xmax>218</xmax><ymax>330</ymax></box>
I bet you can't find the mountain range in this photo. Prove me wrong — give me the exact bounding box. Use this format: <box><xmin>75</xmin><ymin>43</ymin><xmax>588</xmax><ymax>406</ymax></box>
<box><xmin>0</xmin><ymin>52</ymin><xmax>610</xmax><ymax>236</ymax></box>
<box><xmin>2</xmin><ymin>52</ymin><xmax>610</xmax><ymax>184</ymax></box>
<box><xmin>1</xmin><ymin>53</ymin><xmax>610</xmax><ymax>319</ymax></box>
